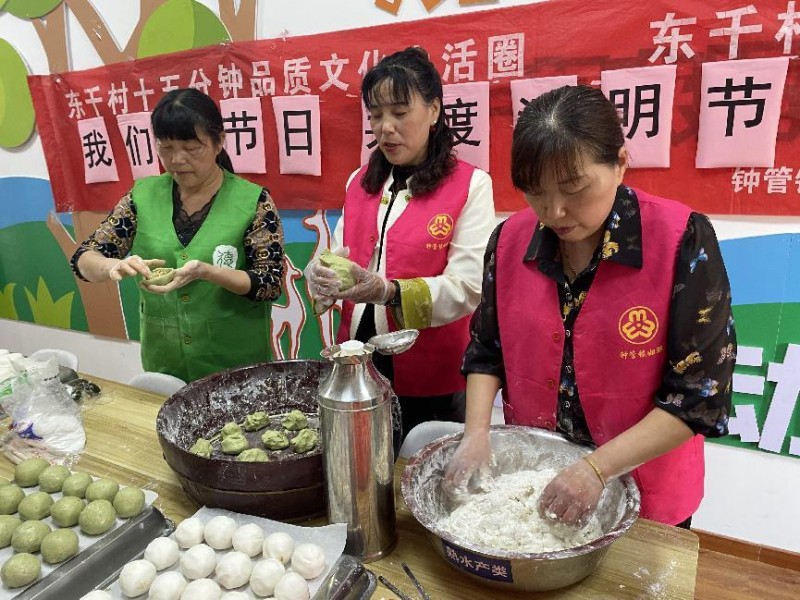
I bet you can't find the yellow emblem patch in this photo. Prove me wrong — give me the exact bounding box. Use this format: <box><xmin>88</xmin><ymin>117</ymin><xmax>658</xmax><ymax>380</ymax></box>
<box><xmin>427</xmin><ymin>214</ymin><xmax>454</xmax><ymax>239</ymax></box>
<box><xmin>619</xmin><ymin>306</ymin><xmax>659</xmax><ymax>344</ymax></box>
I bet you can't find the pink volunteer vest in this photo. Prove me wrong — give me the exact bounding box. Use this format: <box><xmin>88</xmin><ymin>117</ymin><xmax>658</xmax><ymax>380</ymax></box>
<box><xmin>496</xmin><ymin>188</ymin><xmax>704</xmax><ymax>525</ymax></box>
<box><xmin>338</xmin><ymin>161</ymin><xmax>475</xmax><ymax>396</ymax></box>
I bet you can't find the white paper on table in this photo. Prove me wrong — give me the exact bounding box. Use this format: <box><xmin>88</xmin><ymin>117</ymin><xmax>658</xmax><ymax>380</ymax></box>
<box><xmin>0</xmin><ymin>484</ymin><xmax>158</xmax><ymax>599</ymax></box>
<box><xmin>104</xmin><ymin>506</ymin><xmax>347</xmax><ymax>599</ymax></box>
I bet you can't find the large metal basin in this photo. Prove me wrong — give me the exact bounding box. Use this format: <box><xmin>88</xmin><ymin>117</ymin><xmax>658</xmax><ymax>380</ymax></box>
<box><xmin>401</xmin><ymin>425</ymin><xmax>640</xmax><ymax>592</ymax></box>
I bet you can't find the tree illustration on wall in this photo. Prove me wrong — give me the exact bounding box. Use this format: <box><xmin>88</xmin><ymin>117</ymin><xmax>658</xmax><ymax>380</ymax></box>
<box><xmin>0</xmin><ymin>0</ymin><xmax>258</xmax><ymax>338</ymax></box>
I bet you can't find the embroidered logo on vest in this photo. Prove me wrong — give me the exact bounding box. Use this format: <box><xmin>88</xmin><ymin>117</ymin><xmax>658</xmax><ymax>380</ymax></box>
<box><xmin>619</xmin><ymin>306</ymin><xmax>659</xmax><ymax>344</ymax></box>
<box><xmin>427</xmin><ymin>214</ymin><xmax>454</xmax><ymax>239</ymax></box>
<box><xmin>213</xmin><ymin>245</ymin><xmax>238</xmax><ymax>269</ymax></box>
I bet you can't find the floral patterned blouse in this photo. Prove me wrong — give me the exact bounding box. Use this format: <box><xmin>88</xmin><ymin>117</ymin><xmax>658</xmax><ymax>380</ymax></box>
<box><xmin>463</xmin><ymin>185</ymin><xmax>735</xmax><ymax>444</ymax></box>
<box><xmin>71</xmin><ymin>183</ymin><xmax>284</xmax><ymax>302</ymax></box>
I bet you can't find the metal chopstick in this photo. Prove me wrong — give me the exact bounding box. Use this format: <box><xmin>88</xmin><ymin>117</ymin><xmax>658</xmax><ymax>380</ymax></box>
<box><xmin>402</xmin><ymin>562</ymin><xmax>431</xmax><ymax>600</ymax></box>
<box><xmin>377</xmin><ymin>574</ymin><xmax>414</xmax><ymax>600</ymax></box>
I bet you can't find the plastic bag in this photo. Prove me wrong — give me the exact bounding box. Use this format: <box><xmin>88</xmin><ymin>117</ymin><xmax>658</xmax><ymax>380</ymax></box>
<box><xmin>0</xmin><ymin>356</ymin><xmax>86</xmax><ymax>464</ymax></box>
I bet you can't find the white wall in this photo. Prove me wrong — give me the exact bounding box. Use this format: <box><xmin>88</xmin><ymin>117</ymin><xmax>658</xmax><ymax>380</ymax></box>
<box><xmin>2</xmin><ymin>0</ymin><xmax>800</xmax><ymax>553</ymax></box>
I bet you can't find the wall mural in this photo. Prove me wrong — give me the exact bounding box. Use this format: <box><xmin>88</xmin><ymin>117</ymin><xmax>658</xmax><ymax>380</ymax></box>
<box><xmin>0</xmin><ymin>0</ymin><xmax>799</xmax><ymax>458</ymax></box>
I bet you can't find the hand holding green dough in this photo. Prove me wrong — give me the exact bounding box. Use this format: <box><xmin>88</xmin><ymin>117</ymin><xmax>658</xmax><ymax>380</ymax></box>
<box><xmin>50</xmin><ymin>496</ymin><xmax>85</xmax><ymax>527</ymax></box>
<box><xmin>11</xmin><ymin>520</ymin><xmax>51</xmax><ymax>553</ymax></box>
<box><xmin>281</xmin><ymin>409</ymin><xmax>308</xmax><ymax>431</ymax></box>
<box><xmin>291</xmin><ymin>428</ymin><xmax>319</xmax><ymax>454</ymax></box>
<box><xmin>237</xmin><ymin>448</ymin><xmax>269</xmax><ymax>462</ymax></box>
<box><xmin>61</xmin><ymin>472</ymin><xmax>93</xmax><ymax>498</ymax></box>
<box><xmin>261</xmin><ymin>430</ymin><xmax>289</xmax><ymax>450</ymax></box>
<box><xmin>190</xmin><ymin>438</ymin><xmax>213</xmax><ymax>458</ymax></box>
<box><xmin>220</xmin><ymin>433</ymin><xmax>249</xmax><ymax>455</ymax></box>
<box><xmin>37</xmin><ymin>465</ymin><xmax>71</xmax><ymax>493</ymax></box>
<box><xmin>0</xmin><ymin>485</ymin><xmax>25</xmax><ymax>515</ymax></box>
<box><xmin>319</xmin><ymin>249</ymin><xmax>357</xmax><ymax>291</ymax></box>
<box><xmin>79</xmin><ymin>499</ymin><xmax>116</xmax><ymax>535</ymax></box>
<box><xmin>113</xmin><ymin>487</ymin><xmax>145</xmax><ymax>518</ymax></box>
<box><xmin>85</xmin><ymin>478</ymin><xmax>119</xmax><ymax>503</ymax></box>
<box><xmin>243</xmin><ymin>411</ymin><xmax>269</xmax><ymax>431</ymax></box>
<box><xmin>14</xmin><ymin>458</ymin><xmax>50</xmax><ymax>488</ymax></box>
<box><xmin>139</xmin><ymin>267</ymin><xmax>175</xmax><ymax>290</ymax></box>
<box><xmin>40</xmin><ymin>529</ymin><xmax>79</xmax><ymax>564</ymax></box>
<box><xmin>1</xmin><ymin>553</ymin><xmax>41</xmax><ymax>589</ymax></box>
<box><xmin>17</xmin><ymin>492</ymin><xmax>53</xmax><ymax>521</ymax></box>
<box><xmin>0</xmin><ymin>515</ymin><xmax>21</xmax><ymax>548</ymax></box>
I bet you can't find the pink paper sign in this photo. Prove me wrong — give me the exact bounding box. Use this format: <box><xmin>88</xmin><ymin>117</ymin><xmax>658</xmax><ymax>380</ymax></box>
<box><xmin>115</xmin><ymin>112</ymin><xmax>160</xmax><ymax>179</ymax></box>
<box><xmin>77</xmin><ymin>117</ymin><xmax>119</xmax><ymax>184</ymax></box>
<box><xmin>220</xmin><ymin>97</ymin><xmax>267</xmax><ymax>174</ymax></box>
<box><xmin>271</xmin><ymin>95</ymin><xmax>321</xmax><ymax>176</ymax></box>
<box><xmin>443</xmin><ymin>82</ymin><xmax>490</xmax><ymax>172</ymax></box>
<box><xmin>601</xmin><ymin>65</ymin><xmax>676</xmax><ymax>168</ymax></box>
<box><xmin>510</xmin><ymin>76</ymin><xmax>578</xmax><ymax>125</ymax></box>
<box><xmin>361</xmin><ymin>105</ymin><xmax>378</xmax><ymax>165</ymax></box>
<box><xmin>696</xmin><ymin>57</ymin><xmax>789</xmax><ymax>168</ymax></box>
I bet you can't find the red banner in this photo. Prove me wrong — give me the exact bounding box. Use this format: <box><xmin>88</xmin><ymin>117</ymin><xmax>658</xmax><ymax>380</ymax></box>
<box><xmin>29</xmin><ymin>0</ymin><xmax>800</xmax><ymax>215</ymax></box>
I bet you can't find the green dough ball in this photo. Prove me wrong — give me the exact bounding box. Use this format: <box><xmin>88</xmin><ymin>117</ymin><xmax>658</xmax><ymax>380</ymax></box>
<box><xmin>79</xmin><ymin>499</ymin><xmax>116</xmax><ymax>535</ymax></box>
<box><xmin>40</xmin><ymin>529</ymin><xmax>79</xmax><ymax>564</ymax></box>
<box><xmin>237</xmin><ymin>448</ymin><xmax>269</xmax><ymax>462</ymax></box>
<box><xmin>291</xmin><ymin>428</ymin><xmax>319</xmax><ymax>454</ymax></box>
<box><xmin>220</xmin><ymin>422</ymin><xmax>243</xmax><ymax>438</ymax></box>
<box><xmin>243</xmin><ymin>411</ymin><xmax>269</xmax><ymax>432</ymax></box>
<box><xmin>281</xmin><ymin>410</ymin><xmax>308</xmax><ymax>432</ymax></box>
<box><xmin>14</xmin><ymin>458</ymin><xmax>50</xmax><ymax>488</ymax></box>
<box><xmin>11</xmin><ymin>520</ymin><xmax>51</xmax><ymax>553</ymax></box>
<box><xmin>261</xmin><ymin>430</ymin><xmax>290</xmax><ymax>450</ymax></box>
<box><xmin>0</xmin><ymin>515</ymin><xmax>22</xmax><ymax>548</ymax></box>
<box><xmin>220</xmin><ymin>433</ymin><xmax>249</xmax><ymax>455</ymax></box>
<box><xmin>50</xmin><ymin>496</ymin><xmax>86</xmax><ymax>528</ymax></box>
<box><xmin>1</xmin><ymin>552</ymin><xmax>41</xmax><ymax>588</ymax></box>
<box><xmin>37</xmin><ymin>465</ymin><xmax>71</xmax><ymax>493</ymax></box>
<box><xmin>61</xmin><ymin>472</ymin><xmax>93</xmax><ymax>498</ymax></box>
<box><xmin>113</xmin><ymin>487</ymin><xmax>145</xmax><ymax>518</ymax></box>
<box><xmin>189</xmin><ymin>438</ymin><xmax>212</xmax><ymax>458</ymax></box>
<box><xmin>17</xmin><ymin>492</ymin><xmax>54</xmax><ymax>521</ymax></box>
<box><xmin>140</xmin><ymin>267</ymin><xmax>175</xmax><ymax>289</ymax></box>
<box><xmin>0</xmin><ymin>477</ymin><xmax>10</xmax><ymax>486</ymax></box>
<box><xmin>85</xmin><ymin>479</ymin><xmax>119</xmax><ymax>503</ymax></box>
<box><xmin>0</xmin><ymin>484</ymin><xmax>25</xmax><ymax>515</ymax></box>
<box><xmin>319</xmin><ymin>249</ymin><xmax>357</xmax><ymax>290</ymax></box>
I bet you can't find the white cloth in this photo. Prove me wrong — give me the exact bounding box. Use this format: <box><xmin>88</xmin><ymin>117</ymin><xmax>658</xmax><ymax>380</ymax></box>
<box><xmin>333</xmin><ymin>168</ymin><xmax>496</xmax><ymax>338</ymax></box>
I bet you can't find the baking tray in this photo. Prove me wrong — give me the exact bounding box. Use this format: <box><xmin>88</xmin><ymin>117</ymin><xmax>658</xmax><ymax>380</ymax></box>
<box><xmin>12</xmin><ymin>506</ymin><xmax>173</xmax><ymax>599</ymax></box>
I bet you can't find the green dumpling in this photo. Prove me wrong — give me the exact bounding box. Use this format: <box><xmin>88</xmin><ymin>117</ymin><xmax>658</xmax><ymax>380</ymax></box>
<box><xmin>220</xmin><ymin>433</ymin><xmax>249</xmax><ymax>455</ymax></box>
<box><xmin>220</xmin><ymin>422</ymin><xmax>243</xmax><ymax>438</ymax></box>
<box><xmin>50</xmin><ymin>497</ymin><xmax>85</xmax><ymax>527</ymax></box>
<box><xmin>237</xmin><ymin>448</ymin><xmax>269</xmax><ymax>462</ymax></box>
<box><xmin>1</xmin><ymin>553</ymin><xmax>41</xmax><ymax>589</ymax></box>
<box><xmin>0</xmin><ymin>485</ymin><xmax>25</xmax><ymax>515</ymax></box>
<box><xmin>14</xmin><ymin>458</ymin><xmax>50</xmax><ymax>488</ymax></box>
<box><xmin>319</xmin><ymin>249</ymin><xmax>356</xmax><ymax>291</ymax></box>
<box><xmin>281</xmin><ymin>410</ymin><xmax>308</xmax><ymax>432</ymax></box>
<box><xmin>261</xmin><ymin>430</ymin><xmax>290</xmax><ymax>450</ymax></box>
<box><xmin>0</xmin><ymin>515</ymin><xmax>22</xmax><ymax>548</ymax></box>
<box><xmin>85</xmin><ymin>479</ymin><xmax>119</xmax><ymax>503</ymax></box>
<box><xmin>291</xmin><ymin>428</ymin><xmax>319</xmax><ymax>454</ymax></box>
<box><xmin>37</xmin><ymin>465</ymin><xmax>71</xmax><ymax>493</ymax></box>
<box><xmin>243</xmin><ymin>411</ymin><xmax>269</xmax><ymax>432</ymax></box>
<box><xmin>189</xmin><ymin>438</ymin><xmax>213</xmax><ymax>458</ymax></box>
<box><xmin>139</xmin><ymin>267</ymin><xmax>175</xmax><ymax>290</ymax></box>
<box><xmin>17</xmin><ymin>492</ymin><xmax>53</xmax><ymax>521</ymax></box>
<box><xmin>11</xmin><ymin>520</ymin><xmax>51</xmax><ymax>553</ymax></box>
<box><xmin>61</xmin><ymin>472</ymin><xmax>93</xmax><ymax>499</ymax></box>
<box><xmin>113</xmin><ymin>487</ymin><xmax>145</xmax><ymax>519</ymax></box>
<box><xmin>79</xmin><ymin>500</ymin><xmax>116</xmax><ymax>535</ymax></box>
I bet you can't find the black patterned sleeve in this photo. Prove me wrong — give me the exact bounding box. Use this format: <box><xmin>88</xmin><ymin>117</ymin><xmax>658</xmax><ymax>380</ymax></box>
<box><xmin>656</xmin><ymin>213</ymin><xmax>736</xmax><ymax>438</ymax></box>
<box><xmin>70</xmin><ymin>193</ymin><xmax>138</xmax><ymax>281</ymax></box>
<box><xmin>461</xmin><ymin>221</ymin><xmax>506</xmax><ymax>380</ymax></box>
<box><xmin>242</xmin><ymin>189</ymin><xmax>284</xmax><ymax>302</ymax></box>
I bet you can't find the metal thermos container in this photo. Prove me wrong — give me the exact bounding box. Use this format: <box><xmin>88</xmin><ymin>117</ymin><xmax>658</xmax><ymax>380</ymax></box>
<box><xmin>318</xmin><ymin>340</ymin><xmax>397</xmax><ymax>562</ymax></box>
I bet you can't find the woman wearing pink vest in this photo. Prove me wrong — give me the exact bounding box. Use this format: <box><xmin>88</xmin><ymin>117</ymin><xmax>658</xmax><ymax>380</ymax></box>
<box><xmin>306</xmin><ymin>48</ymin><xmax>495</xmax><ymax>441</ymax></box>
<box><xmin>444</xmin><ymin>85</ymin><xmax>735</xmax><ymax>527</ymax></box>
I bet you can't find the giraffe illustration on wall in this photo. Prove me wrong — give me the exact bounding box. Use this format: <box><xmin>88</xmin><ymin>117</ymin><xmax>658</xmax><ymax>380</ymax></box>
<box><xmin>269</xmin><ymin>255</ymin><xmax>306</xmax><ymax>360</ymax></box>
<box><xmin>303</xmin><ymin>210</ymin><xmax>340</xmax><ymax>349</ymax></box>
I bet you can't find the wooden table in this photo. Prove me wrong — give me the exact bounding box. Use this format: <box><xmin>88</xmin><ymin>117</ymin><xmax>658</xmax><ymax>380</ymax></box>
<box><xmin>0</xmin><ymin>376</ymin><xmax>699</xmax><ymax>599</ymax></box>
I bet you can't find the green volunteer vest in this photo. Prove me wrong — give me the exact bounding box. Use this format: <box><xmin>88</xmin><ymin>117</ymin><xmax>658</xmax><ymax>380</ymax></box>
<box><xmin>131</xmin><ymin>171</ymin><xmax>271</xmax><ymax>382</ymax></box>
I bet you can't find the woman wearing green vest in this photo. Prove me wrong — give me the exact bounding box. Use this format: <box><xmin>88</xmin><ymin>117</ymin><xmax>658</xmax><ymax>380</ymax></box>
<box><xmin>71</xmin><ymin>89</ymin><xmax>284</xmax><ymax>382</ymax></box>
